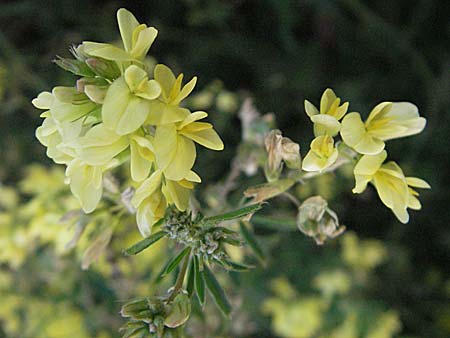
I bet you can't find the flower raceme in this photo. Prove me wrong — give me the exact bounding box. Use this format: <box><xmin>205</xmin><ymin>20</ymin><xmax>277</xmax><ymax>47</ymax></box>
<box><xmin>33</xmin><ymin>8</ymin><xmax>223</xmax><ymax>236</ymax></box>
<box><xmin>262</xmin><ymin>87</ymin><xmax>429</xmax><ymax>223</ymax></box>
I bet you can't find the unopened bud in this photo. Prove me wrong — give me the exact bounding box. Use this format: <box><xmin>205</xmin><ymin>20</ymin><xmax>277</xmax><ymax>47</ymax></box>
<box><xmin>281</xmin><ymin>137</ymin><xmax>301</xmax><ymax>169</ymax></box>
<box><xmin>264</xmin><ymin>130</ymin><xmax>283</xmax><ymax>182</ymax></box>
<box><xmin>297</xmin><ymin>196</ymin><xmax>345</xmax><ymax>245</ymax></box>
<box><xmin>164</xmin><ymin>293</ymin><xmax>191</xmax><ymax>328</ymax></box>
<box><xmin>85</xmin><ymin>57</ymin><xmax>120</xmax><ymax>79</ymax></box>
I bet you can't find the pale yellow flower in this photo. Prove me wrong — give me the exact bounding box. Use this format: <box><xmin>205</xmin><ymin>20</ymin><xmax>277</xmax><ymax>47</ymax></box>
<box><xmin>341</xmin><ymin>102</ymin><xmax>426</xmax><ymax>155</ymax></box>
<box><xmin>304</xmin><ymin>88</ymin><xmax>349</xmax><ymax>137</ymax></box>
<box><xmin>146</xmin><ymin>64</ymin><xmax>197</xmax><ymax>125</ymax></box>
<box><xmin>130</xmin><ymin>134</ymin><xmax>155</xmax><ymax>182</ymax></box>
<box><xmin>35</xmin><ymin>117</ymin><xmax>77</xmax><ymax>164</ymax></box>
<box><xmin>82</xmin><ymin>8</ymin><xmax>157</xmax><ymax>62</ymax></box>
<box><xmin>33</xmin><ymin>87</ymin><xmax>97</xmax><ymax>124</ymax></box>
<box><xmin>65</xmin><ymin>158</ymin><xmax>118</xmax><ymax>213</ymax></box>
<box><xmin>102</xmin><ymin>65</ymin><xmax>161</xmax><ymax>135</ymax></box>
<box><xmin>353</xmin><ymin>151</ymin><xmax>430</xmax><ymax>223</ymax></box>
<box><xmin>302</xmin><ymin>135</ymin><xmax>338</xmax><ymax>172</ymax></box>
<box><xmin>131</xmin><ymin>169</ymin><xmax>201</xmax><ymax>236</ymax></box>
<box><xmin>154</xmin><ymin>111</ymin><xmax>223</xmax><ymax>181</ymax></box>
<box><xmin>72</xmin><ymin>123</ymin><xmax>129</xmax><ymax>166</ymax></box>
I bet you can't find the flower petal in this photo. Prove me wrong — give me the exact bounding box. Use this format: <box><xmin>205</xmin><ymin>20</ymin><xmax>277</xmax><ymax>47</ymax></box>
<box><xmin>173</xmin><ymin>76</ymin><xmax>197</xmax><ymax>105</ymax></box>
<box><xmin>179</xmin><ymin>111</ymin><xmax>208</xmax><ymax>129</ymax></box>
<box><xmin>406</xmin><ymin>177</ymin><xmax>431</xmax><ymax>189</ymax></box>
<box><xmin>154</xmin><ymin>64</ymin><xmax>176</xmax><ymax>99</ymax></box>
<box><xmin>82</xmin><ymin>42</ymin><xmax>132</xmax><ymax>61</ymax></box>
<box><xmin>116</xmin><ymin>96</ymin><xmax>150</xmax><ymax>135</ymax></box>
<box><xmin>320</xmin><ymin>88</ymin><xmax>337</xmax><ymax>114</ymax></box>
<box><xmin>311</xmin><ymin>114</ymin><xmax>341</xmax><ymax>136</ymax></box>
<box><xmin>32</xmin><ymin>91</ymin><xmax>54</xmax><ymax>109</ymax></box>
<box><xmin>131</xmin><ymin>170</ymin><xmax>163</xmax><ymax>208</ymax></box>
<box><xmin>131</xmin><ymin>26</ymin><xmax>158</xmax><ymax>60</ymax></box>
<box><xmin>102</xmin><ymin>77</ymin><xmax>131</xmax><ymax>130</ymax></box>
<box><xmin>304</xmin><ymin>100</ymin><xmax>319</xmax><ymax>117</ymax></box>
<box><xmin>180</xmin><ymin>127</ymin><xmax>224</xmax><ymax>150</ymax></box>
<box><xmin>117</xmin><ymin>8</ymin><xmax>140</xmax><ymax>52</ymax></box>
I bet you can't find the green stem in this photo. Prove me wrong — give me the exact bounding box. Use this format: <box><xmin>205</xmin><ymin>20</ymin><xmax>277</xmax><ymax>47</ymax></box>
<box><xmin>168</xmin><ymin>249</ymin><xmax>191</xmax><ymax>302</ymax></box>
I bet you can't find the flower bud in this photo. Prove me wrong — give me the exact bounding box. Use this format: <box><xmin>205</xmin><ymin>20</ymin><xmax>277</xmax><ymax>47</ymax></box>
<box><xmin>264</xmin><ymin>130</ymin><xmax>283</xmax><ymax>182</ymax></box>
<box><xmin>85</xmin><ymin>57</ymin><xmax>120</xmax><ymax>79</ymax></box>
<box><xmin>280</xmin><ymin>137</ymin><xmax>301</xmax><ymax>170</ymax></box>
<box><xmin>297</xmin><ymin>196</ymin><xmax>345</xmax><ymax>245</ymax></box>
<box><xmin>164</xmin><ymin>293</ymin><xmax>191</xmax><ymax>328</ymax></box>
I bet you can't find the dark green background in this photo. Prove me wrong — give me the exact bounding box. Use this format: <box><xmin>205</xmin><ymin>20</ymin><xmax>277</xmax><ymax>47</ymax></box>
<box><xmin>1</xmin><ymin>0</ymin><xmax>449</xmax><ymax>337</ymax></box>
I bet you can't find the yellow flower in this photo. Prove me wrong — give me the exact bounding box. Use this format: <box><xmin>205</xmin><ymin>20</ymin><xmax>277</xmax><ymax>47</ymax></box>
<box><xmin>302</xmin><ymin>135</ymin><xmax>338</xmax><ymax>172</ymax></box>
<box><xmin>34</xmin><ymin>99</ymin><xmax>86</xmax><ymax>165</ymax></box>
<box><xmin>131</xmin><ymin>169</ymin><xmax>201</xmax><ymax>236</ymax></box>
<box><xmin>154</xmin><ymin>111</ymin><xmax>223</xmax><ymax>181</ymax></box>
<box><xmin>65</xmin><ymin>158</ymin><xmax>118</xmax><ymax>213</ymax></box>
<box><xmin>130</xmin><ymin>134</ymin><xmax>155</xmax><ymax>182</ymax></box>
<box><xmin>33</xmin><ymin>87</ymin><xmax>97</xmax><ymax>124</ymax></box>
<box><xmin>304</xmin><ymin>88</ymin><xmax>349</xmax><ymax>137</ymax></box>
<box><xmin>72</xmin><ymin>123</ymin><xmax>129</xmax><ymax>166</ymax></box>
<box><xmin>146</xmin><ymin>64</ymin><xmax>197</xmax><ymax>125</ymax></box>
<box><xmin>353</xmin><ymin>151</ymin><xmax>430</xmax><ymax>223</ymax></box>
<box><xmin>341</xmin><ymin>102</ymin><xmax>426</xmax><ymax>155</ymax></box>
<box><xmin>102</xmin><ymin>65</ymin><xmax>161</xmax><ymax>135</ymax></box>
<box><xmin>82</xmin><ymin>8</ymin><xmax>158</xmax><ymax>62</ymax></box>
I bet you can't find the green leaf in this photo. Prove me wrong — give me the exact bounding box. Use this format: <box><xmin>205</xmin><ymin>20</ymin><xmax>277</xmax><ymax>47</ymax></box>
<box><xmin>186</xmin><ymin>258</ymin><xmax>195</xmax><ymax>296</ymax></box>
<box><xmin>202</xmin><ymin>264</ymin><xmax>232</xmax><ymax>316</ymax></box>
<box><xmin>193</xmin><ymin>255</ymin><xmax>205</xmax><ymax>306</ymax></box>
<box><xmin>123</xmin><ymin>231</ymin><xmax>166</xmax><ymax>256</ymax></box>
<box><xmin>204</xmin><ymin>203</ymin><xmax>262</xmax><ymax>223</ymax></box>
<box><xmin>218</xmin><ymin>259</ymin><xmax>254</xmax><ymax>272</ymax></box>
<box><xmin>239</xmin><ymin>221</ymin><xmax>265</xmax><ymax>263</ymax></box>
<box><xmin>161</xmin><ymin>247</ymin><xmax>191</xmax><ymax>278</ymax></box>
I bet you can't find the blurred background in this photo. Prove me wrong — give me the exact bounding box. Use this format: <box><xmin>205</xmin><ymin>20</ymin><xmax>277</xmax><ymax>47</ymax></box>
<box><xmin>0</xmin><ymin>0</ymin><xmax>449</xmax><ymax>337</ymax></box>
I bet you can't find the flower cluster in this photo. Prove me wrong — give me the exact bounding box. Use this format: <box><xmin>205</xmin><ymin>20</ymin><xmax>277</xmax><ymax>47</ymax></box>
<box><xmin>302</xmin><ymin>88</ymin><xmax>429</xmax><ymax>223</ymax></box>
<box><xmin>33</xmin><ymin>8</ymin><xmax>223</xmax><ymax>237</ymax></box>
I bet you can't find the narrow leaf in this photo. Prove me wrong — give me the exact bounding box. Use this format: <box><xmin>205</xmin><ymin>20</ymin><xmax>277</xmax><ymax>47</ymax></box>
<box><xmin>202</xmin><ymin>264</ymin><xmax>232</xmax><ymax>316</ymax></box>
<box><xmin>239</xmin><ymin>221</ymin><xmax>265</xmax><ymax>262</ymax></box>
<box><xmin>204</xmin><ymin>203</ymin><xmax>262</xmax><ymax>223</ymax></box>
<box><xmin>219</xmin><ymin>259</ymin><xmax>254</xmax><ymax>272</ymax></box>
<box><xmin>161</xmin><ymin>247</ymin><xmax>191</xmax><ymax>278</ymax></box>
<box><xmin>123</xmin><ymin>230</ymin><xmax>166</xmax><ymax>256</ymax></box>
<box><xmin>194</xmin><ymin>255</ymin><xmax>205</xmax><ymax>306</ymax></box>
